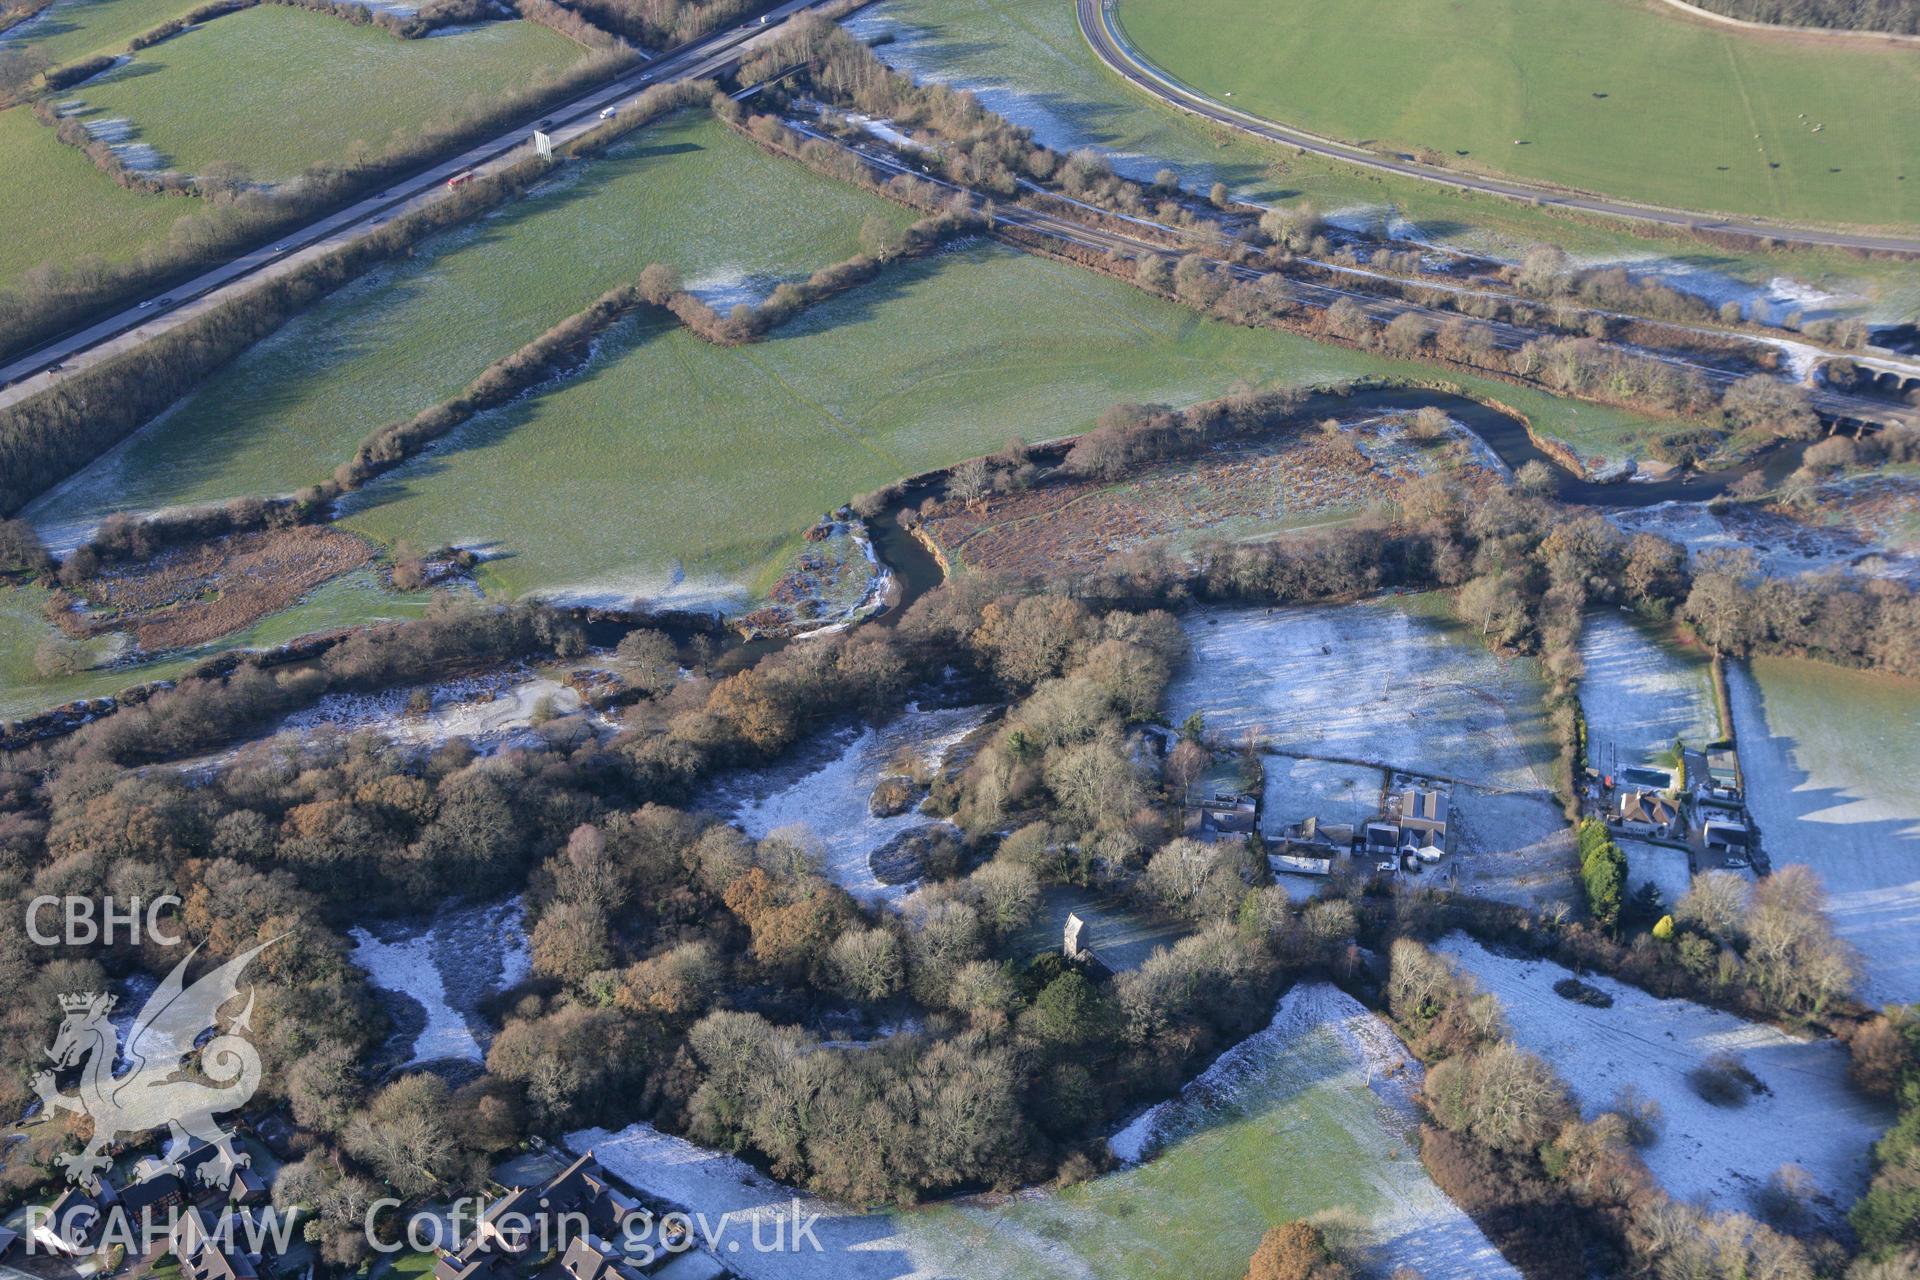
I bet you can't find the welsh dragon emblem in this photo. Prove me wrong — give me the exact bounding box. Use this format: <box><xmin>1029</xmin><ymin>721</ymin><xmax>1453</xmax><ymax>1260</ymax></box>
<box><xmin>33</xmin><ymin>940</ymin><xmax>274</xmax><ymax>1189</ymax></box>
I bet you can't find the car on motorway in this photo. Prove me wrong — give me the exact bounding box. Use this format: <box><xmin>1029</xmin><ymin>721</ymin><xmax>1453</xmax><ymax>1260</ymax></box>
<box><xmin>446</xmin><ymin>171</ymin><xmax>476</xmax><ymax>189</ymax></box>
<box><xmin>599</xmin><ymin>106</ymin><xmax>617</xmax><ymax>120</ymax></box>
<box><xmin>137</xmin><ymin>299</ymin><xmax>156</xmax><ymax>309</ymax></box>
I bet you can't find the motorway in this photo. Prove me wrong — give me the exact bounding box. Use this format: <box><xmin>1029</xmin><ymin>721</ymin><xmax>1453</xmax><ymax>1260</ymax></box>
<box><xmin>0</xmin><ymin>0</ymin><xmax>825</xmax><ymax>412</ymax></box>
<box><xmin>1078</xmin><ymin>0</ymin><xmax>1920</xmax><ymax>258</ymax></box>
<box><xmin>791</xmin><ymin>120</ymin><xmax>1915</xmax><ymax>430</ymax></box>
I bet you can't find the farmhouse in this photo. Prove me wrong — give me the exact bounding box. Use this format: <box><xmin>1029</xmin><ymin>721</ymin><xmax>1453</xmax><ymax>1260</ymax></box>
<box><xmin>1390</xmin><ymin>787</ymin><xmax>1450</xmax><ymax>849</ymax></box>
<box><xmin>1618</xmin><ymin>789</ymin><xmax>1680</xmax><ymax>839</ymax></box>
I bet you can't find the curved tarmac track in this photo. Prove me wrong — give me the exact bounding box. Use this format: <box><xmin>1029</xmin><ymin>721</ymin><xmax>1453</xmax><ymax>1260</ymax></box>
<box><xmin>1077</xmin><ymin>0</ymin><xmax>1920</xmax><ymax>255</ymax></box>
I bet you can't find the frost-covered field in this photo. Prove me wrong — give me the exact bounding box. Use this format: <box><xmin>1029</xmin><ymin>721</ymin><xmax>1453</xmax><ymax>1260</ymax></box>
<box><xmin>1447</xmin><ymin>788</ymin><xmax>1578</xmax><ymax>909</ymax></box>
<box><xmin>281</xmin><ymin>668</ymin><xmax>604</xmax><ymax>752</ymax></box>
<box><xmin>573</xmin><ymin>983</ymin><xmax>1512</xmax><ymax>1280</ymax></box>
<box><xmin>712</xmin><ymin>704</ymin><xmax>992</xmax><ymax>904</ymax></box>
<box><xmin>1611</xmin><ymin>501</ymin><xmax>1920</xmax><ymax>586</ymax></box>
<box><xmin>1578</xmin><ymin>610</ymin><xmax>1718</xmax><ymax>772</ymax></box>
<box><xmin>350</xmin><ymin>896</ymin><xmax>530</xmax><ymax>1067</ymax></box>
<box><xmin>1167</xmin><ymin>601</ymin><xmax>1556</xmax><ymax>792</ymax></box>
<box><xmin>1728</xmin><ymin>658</ymin><xmax>1920</xmax><ymax>1005</ymax></box>
<box><xmin>1438</xmin><ymin>936</ymin><xmax>1887</xmax><ymax>1221</ymax></box>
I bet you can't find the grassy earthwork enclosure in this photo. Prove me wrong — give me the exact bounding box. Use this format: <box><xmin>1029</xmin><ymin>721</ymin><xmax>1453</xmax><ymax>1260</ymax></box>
<box><xmin>65</xmin><ymin>7</ymin><xmax>588</xmax><ymax>180</ymax></box>
<box><xmin>1115</xmin><ymin>0</ymin><xmax>1920</xmax><ymax>228</ymax></box>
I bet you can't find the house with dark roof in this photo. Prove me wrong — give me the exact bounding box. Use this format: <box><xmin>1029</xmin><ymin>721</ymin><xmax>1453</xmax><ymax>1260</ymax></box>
<box><xmin>117</xmin><ymin>1172</ymin><xmax>189</xmax><ymax>1222</ymax></box>
<box><xmin>1183</xmin><ymin>759</ymin><xmax>1260</xmax><ymax>842</ymax></box>
<box><xmin>0</xmin><ymin>1223</ymin><xmax>22</xmax><ymax>1260</ymax></box>
<box><xmin>33</xmin><ymin>1181</ymin><xmax>118</xmax><ymax>1256</ymax></box>
<box><xmin>168</xmin><ymin>1143</ymin><xmax>270</xmax><ymax>1207</ymax></box>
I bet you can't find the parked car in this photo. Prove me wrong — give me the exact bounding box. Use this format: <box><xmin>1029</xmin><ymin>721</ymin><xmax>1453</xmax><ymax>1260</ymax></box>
<box><xmin>1724</xmin><ymin>857</ymin><xmax>1751</xmax><ymax>870</ymax></box>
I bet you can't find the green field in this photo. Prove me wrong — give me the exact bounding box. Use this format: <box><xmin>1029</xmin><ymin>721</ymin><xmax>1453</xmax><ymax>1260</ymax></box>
<box><xmin>0</xmin><ymin>102</ymin><xmax>184</xmax><ymax>286</ymax></box>
<box><xmin>334</xmin><ymin>240</ymin><xmax>1669</xmax><ymax>603</ymax></box>
<box><xmin>16</xmin><ymin>110</ymin><xmax>1674</xmax><ymax>714</ymax></box>
<box><xmin>24</xmin><ymin>111</ymin><xmax>919</xmax><ymax>548</ymax></box>
<box><xmin>1117</xmin><ymin>0</ymin><xmax>1920</xmax><ymax>229</ymax></box>
<box><xmin>72</xmin><ymin>8</ymin><xmax>585</xmax><ymax>180</ymax></box>
<box><xmin>856</xmin><ymin>0</ymin><xmax>1920</xmax><ymax>318</ymax></box>
<box><xmin>0</xmin><ymin>0</ymin><xmax>205</xmax><ymax>65</ymax></box>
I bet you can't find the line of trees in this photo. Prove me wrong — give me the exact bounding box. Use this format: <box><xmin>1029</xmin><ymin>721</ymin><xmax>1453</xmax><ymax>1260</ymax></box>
<box><xmin>1685</xmin><ymin>0</ymin><xmax>1920</xmax><ymax>33</ymax></box>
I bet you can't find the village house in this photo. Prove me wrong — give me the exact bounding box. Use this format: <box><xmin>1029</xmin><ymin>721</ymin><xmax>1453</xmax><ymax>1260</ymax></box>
<box><xmin>1275</xmin><ymin>815</ymin><xmax>1354</xmax><ymax>856</ymax></box>
<box><xmin>1618</xmin><ymin>789</ymin><xmax>1681</xmax><ymax>839</ymax></box>
<box><xmin>34</xmin><ymin>1181</ymin><xmax>119</xmax><ymax>1256</ymax></box>
<box><xmin>535</xmin><ymin>1236</ymin><xmax>644</xmax><ymax>1280</ymax></box>
<box><xmin>168</xmin><ymin>1207</ymin><xmax>260</xmax><ymax>1280</ymax></box>
<box><xmin>434</xmin><ymin>1152</ymin><xmax>642</xmax><ymax>1280</ymax></box>
<box><xmin>32</xmin><ymin>1139</ymin><xmax>273</xmax><ymax>1262</ymax></box>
